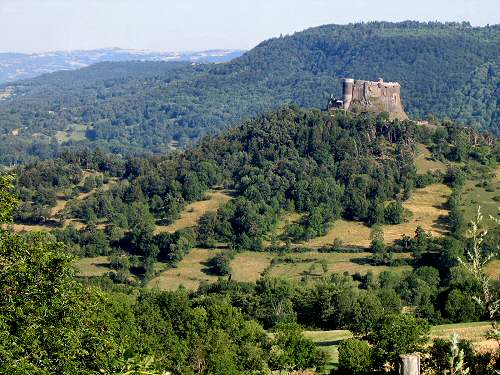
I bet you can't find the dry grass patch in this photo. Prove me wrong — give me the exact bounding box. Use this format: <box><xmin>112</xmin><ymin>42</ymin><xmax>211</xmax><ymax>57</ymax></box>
<box><xmin>147</xmin><ymin>248</ymin><xmax>219</xmax><ymax>290</ymax></box>
<box><xmin>230</xmin><ymin>252</ymin><xmax>274</xmax><ymax>282</ymax></box>
<box><xmin>305</xmin><ymin>220</ymin><xmax>372</xmax><ymax>248</ymax></box>
<box><xmin>485</xmin><ymin>259</ymin><xmax>500</xmax><ymax>280</ymax></box>
<box><xmin>414</xmin><ymin>144</ymin><xmax>447</xmax><ymax>174</ymax></box>
<box><xmin>383</xmin><ymin>183</ymin><xmax>451</xmax><ymax>242</ymax></box>
<box><xmin>7</xmin><ymin>223</ymin><xmax>55</xmax><ymax>232</ymax></box>
<box><xmin>155</xmin><ymin>189</ymin><xmax>233</xmax><ymax>234</ymax></box>
<box><xmin>305</xmin><ymin>183</ymin><xmax>451</xmax><ymax>249</ymax></box>
<box><xmin>266</xmin><ymin>251</ymin><xmax>411</xmax><ymax>281</ymax></box>
<box><xmin>431</xmin><ymin>322</ymin><xmax>496</xmax><ymax>352</ymax></box>
<box><xmin>74</xmin><ymin>256</ymin><xmax>110</xmax><ymax>277</ymax></box>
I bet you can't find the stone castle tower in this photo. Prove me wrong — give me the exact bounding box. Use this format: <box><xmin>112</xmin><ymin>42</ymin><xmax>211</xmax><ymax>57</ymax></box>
<box><xmin>329</xmin><ymin>78</ymin><xmax>408</xmax><ymax>120</ymax></box>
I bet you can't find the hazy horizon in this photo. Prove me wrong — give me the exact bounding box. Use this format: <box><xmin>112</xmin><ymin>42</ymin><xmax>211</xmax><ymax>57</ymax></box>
<box><xmin>1</xmin><ymin>0</ymin><xmax>499</xmax><ymax>54</ymax></box>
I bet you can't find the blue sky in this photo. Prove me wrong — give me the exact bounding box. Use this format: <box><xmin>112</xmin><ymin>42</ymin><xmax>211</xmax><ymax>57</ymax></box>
<box><xmin>1</xmin><ymin>0</ymin><xmax>499</xmax><ymax>53</ymax></box>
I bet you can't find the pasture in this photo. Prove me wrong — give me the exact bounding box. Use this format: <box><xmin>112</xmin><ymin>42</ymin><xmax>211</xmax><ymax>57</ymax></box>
<box><xmin>155</xmin><ymin>189</ymin><xmax>233</xmax><ymax>234</ymax></box>
<box><xmin>461</xmin><ymin>168</ymin><xmax>500</xmax><ymax>224</ymax></box>
<box><xmin>305</xmin><ymin>183</ymin><xmax>451</xmax><ymax>249</ymax></box>
<box><xmin>414</xmin><ymin>143</ymin><xmax>447</xmax><ymax>174</ymax></box>
<box><xmin>304</xmin><ymin>321</ymin><xmax>495</xmax><ymax>369</ymax></box>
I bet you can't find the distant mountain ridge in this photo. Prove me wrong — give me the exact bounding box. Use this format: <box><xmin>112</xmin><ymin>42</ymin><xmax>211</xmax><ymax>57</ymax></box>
<box><xmin>0</xmin><ymin>21</ymin><xmax>498</xmax><ymax>165</ymax></box>
<box><xmin>0</xmin><ymin>48</ymin><xmax>245</xmax><ymax>83</ymax></box>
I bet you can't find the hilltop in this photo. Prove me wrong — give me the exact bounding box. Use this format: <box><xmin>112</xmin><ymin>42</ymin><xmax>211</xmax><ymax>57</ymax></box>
<box><xmin>0</xmin><ymin>21</ymin><xmax>499</xmax><ymax>165</ymax></box>
<box><xmin>4</xmin><ymin>106</ymin><xmax>499</xmax><ymax>373</ymax></box>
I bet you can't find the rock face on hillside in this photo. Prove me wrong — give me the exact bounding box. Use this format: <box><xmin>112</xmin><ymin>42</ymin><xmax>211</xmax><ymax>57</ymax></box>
<box><xmin>329</xmin><ymin>78</ymin><xmax>409</xmax><ymax>120</ymax></box>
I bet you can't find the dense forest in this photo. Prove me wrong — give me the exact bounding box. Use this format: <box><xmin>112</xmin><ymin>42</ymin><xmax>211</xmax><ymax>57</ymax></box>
<box><xmin>0</xmin><ymin>21</ymin><xmax>499</xmax><ymax>165</ymax></box>
<box><xmin>3</xmin><ymin>105</ymin><xmax>499</xmax><ymax>373</ymax></box>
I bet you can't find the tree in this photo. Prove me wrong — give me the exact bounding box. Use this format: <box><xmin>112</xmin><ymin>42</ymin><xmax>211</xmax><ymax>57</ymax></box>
<box><xmin>349</xmin><ymin>291</ymin><xmax>384</xmax><ymax>337</ymax></box>
<box><xmin>384</xmin><ymin>201</ymin><xmax>405</xmax><ymax>224</ymax></box>
<box><xmin>0</xmin><ymin>174</ymin><xmax>18</xmax><ymax>223</ymax></box>
<box><xmin>0</xmin><ymin>175</ymin><xmax>121</xmax><ymax>374</ymax></box>
<box><xmin>269</xmin><ymin>322</ymin><xmax>327</xmax><ymax>372</ymax></box>
<box><xmin>369</xmin><ymin>313</ymin><xmax>430</xmax><ymax>370</ymax></box>
<box><xmin>209</xmin><ymin>252</ymin><xmax>234</xmax><ymax>276</ymax></box>
<box><xmin>338</xmin><ymin>338</ymin><xmax>373</xmax><ymax>375</ymax></box>
<box><xmin>458</xmin><ymin>207</ymin><xmax>500</xmax><ymax>347</ymax></box>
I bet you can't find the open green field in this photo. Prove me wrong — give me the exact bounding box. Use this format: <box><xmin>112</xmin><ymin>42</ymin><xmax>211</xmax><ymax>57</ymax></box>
<box><xmin>266</xmin><ymin>251</ymin><xmax>412</xmax><ymax>281</ymax></box>
<box><xmin>55</xmin><ymin>124</ymin><xmax>90</xmax><ymax>144</ymax></box>
<box><xmin>304</xmin><ymin>321</ymin><xmax>495</xmax><ymax>369</ymax></box>
<box><xmin>305</xmin><ymin>183</ymin><xmax>451</xmax><ymax>249</ymax></box>
<box><xmin>462</xmin><ymin>168</ymin><xmax>500</xmax><ymax>224</ymax></box>
<box><xmin>74</xmin><ymin>256</ymin><xmax>110</xmax><ymax>277</ymax></box>
<box><xmin>145</xmin><ymin>249</ymin><xmax>412</xmax><ymax>291</ymax></box>
<box><xmin>155</xmin><ymin>189</ymin><xmax>233</xmax><ymax>234</ymax></box>
<box><xmin>304</xmin><ymin>330</ymin><xmax>352</xmax><ymax>369</ymax></box>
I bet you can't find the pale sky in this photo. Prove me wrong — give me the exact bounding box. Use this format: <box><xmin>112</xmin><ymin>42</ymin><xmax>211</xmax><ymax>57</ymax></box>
<box><xmin>1</xmin><ymin>0</ymin><xmax>499</xmax><ymax>53</ymax></box>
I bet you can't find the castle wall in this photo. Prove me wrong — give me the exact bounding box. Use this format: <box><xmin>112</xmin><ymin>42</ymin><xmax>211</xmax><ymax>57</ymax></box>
<box><xmin>342</xmin><ymin>78</ymin><xmax>408</xmax><ymax>120</ymax></box>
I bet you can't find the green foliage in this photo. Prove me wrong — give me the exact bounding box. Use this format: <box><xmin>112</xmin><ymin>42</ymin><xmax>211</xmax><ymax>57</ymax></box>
<box><xmin>369</xmin><ymin>313</ymin><xmax>430</xmax><ymax>368</ymax></box>
<box><xmin>269</xmin><ymin>322</ymin><xmax>327</xmax><ymax>372</ymax></box>
<box><xmin>338</xmin><ymin>338</ymin><xmax>373</xmax><ymax>375</ymax></box>
<box><xmin>1</xmin><ymin>22</ymin><xmax>498</xmax><ymax>164</ymax></box>
<box><xmin>0</xmin><ymin>195</ymin><xmax>121</xmax><ymax>373</ymax></box>
<box><xmin>0</xmin><ymin>174</ymin><xmax>18</xmax><ymax>223</ymax></box>
<box><xmin>384</xmin><ymin>201</ymin><xmax>406</xmax><ymax>225</ymax></box>
<box><xmin>209</xmin><ymin>251</ymin><xmax>235</xmax><ymax>276</ymax></box>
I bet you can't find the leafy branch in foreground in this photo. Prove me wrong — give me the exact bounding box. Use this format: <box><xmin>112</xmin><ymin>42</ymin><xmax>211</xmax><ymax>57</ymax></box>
<box><xmin>458</xmin><ymin>206</ymin><xmax>500</xmax><ymax>347</ymax></box>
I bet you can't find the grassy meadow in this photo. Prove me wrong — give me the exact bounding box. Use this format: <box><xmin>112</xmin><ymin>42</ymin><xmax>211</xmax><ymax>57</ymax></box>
<box><xmin>155</xmin><ymin>189</ymin><xmax>233</xmax><ymax>234</ymax></box>
<box><xmin>304</xmin><ymin>321</ymin><xmax>495</xmax><ymax>370</ymax></box>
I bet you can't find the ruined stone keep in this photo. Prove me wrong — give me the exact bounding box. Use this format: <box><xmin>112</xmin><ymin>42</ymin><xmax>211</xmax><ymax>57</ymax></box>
<box><xmin>329</xmin><ymin>78</ymin><xmax>409</xmax><ymax>120</ymax></box>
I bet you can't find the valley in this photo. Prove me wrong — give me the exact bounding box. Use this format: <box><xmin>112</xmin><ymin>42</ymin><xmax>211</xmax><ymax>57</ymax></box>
<box><xmin>0</xmin><ymin>17</ymin><xmax>498</xmax><ymax>375</ymax></box>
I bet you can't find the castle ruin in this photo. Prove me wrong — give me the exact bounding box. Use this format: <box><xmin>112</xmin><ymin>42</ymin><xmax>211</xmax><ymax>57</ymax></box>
<box><xmin>328</xmin><ymin>78</ymin><xmax>408</xmax><ymax>120</ymax></box>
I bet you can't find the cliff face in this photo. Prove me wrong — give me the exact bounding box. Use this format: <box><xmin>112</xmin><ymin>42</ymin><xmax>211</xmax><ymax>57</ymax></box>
<box><xmin>344</xmin><ymin>79</ymin><xmax>409</xmax><ymax>120</ymax></box>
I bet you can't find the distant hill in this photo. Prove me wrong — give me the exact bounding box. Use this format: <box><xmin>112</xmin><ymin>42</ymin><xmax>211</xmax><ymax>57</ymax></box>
<box><xmin>0</xmin><ymin>21</ymin><xmax>498</xmax><ymax>165</ymax></box>
<box><xmin>0</xmin><ymin>48</ymin><xmax>244</xmax><ymax>83</ymax></box>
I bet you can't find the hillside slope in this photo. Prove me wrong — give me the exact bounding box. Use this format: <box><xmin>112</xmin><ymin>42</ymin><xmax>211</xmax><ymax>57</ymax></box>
<box><xmin>0</xmin><ymin>21</ymin><xmax>499</xmax><ymax>165</ymax></box>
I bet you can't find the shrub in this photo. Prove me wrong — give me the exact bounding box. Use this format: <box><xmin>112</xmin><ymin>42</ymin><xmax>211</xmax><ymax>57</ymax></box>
<box><xmin>209</xmin><ymin>251</ymin><xmax>235</xmax><ymax>276</ymax></box>
<box><xmin>338</xmin><ymin>338</ymin><xmax>373</xmax><ymax>375</ymax></box>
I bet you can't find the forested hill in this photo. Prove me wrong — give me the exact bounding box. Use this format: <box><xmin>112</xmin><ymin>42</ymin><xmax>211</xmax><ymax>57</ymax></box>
<box><xmin>3</xmin><ymin>106</ymin><xmax>499</xmax><ymax>373</ymax></box>
<box><xmin>1</xmin><ymin>21</ymin><xmax>499</xmax><ymax>165</ymax></box>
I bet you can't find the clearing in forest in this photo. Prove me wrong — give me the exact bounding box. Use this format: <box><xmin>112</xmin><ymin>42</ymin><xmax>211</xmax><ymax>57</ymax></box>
<box><xmin>74</xmin><ymin>256</ymin><xmax>110</xmax><ymax>277</ymax></box>
<box><xmin>305</xmin><ymin>183</ymin><xmax>451</xmax><ymax>249</ymax></box>
<box><xmin>414</xmin><ymin>143</ymin><xmax>447</xmax><ymax>174</ymax></box>
<box><xmin>265</xmin><ymin>251</ymin><xmax>412</xmax><ymax>281</ymax></box>
<box><xmin>155</xmin><ymin>189</ymin><xmax>233</xmax><ymax>234</ymax></box>
<box><xmin>147</xmin><ymin>248</ymin><xmax>219</xmax><ymax>290</ymax></box>
<box><xmin>148</xmin><ymin>249</ymin><xmax>274</xmax><ymax>290</ymax></box>
<box><xmin>461</xmin><ymin>168</ymin><xmax>500</xmax><ymax>224</ymax></box>
<box><xmin>230</xmin><ymin>252</ymin><xmax>274</xmax><ymax>282</ymax></box>
<box><xmin>10</xmin><ymin>172</ymin><xmax>118</xmax><ymax>233</ymax></box>
<box><xmin>55</xmin><ymin>124</ymin><xmax>91</xmax><ymax>144</ymax></box>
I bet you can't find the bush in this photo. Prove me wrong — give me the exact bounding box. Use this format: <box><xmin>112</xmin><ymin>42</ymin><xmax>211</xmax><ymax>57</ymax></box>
<box><xmin>209</xmin><ymin>251</ymin><xmax>235</xmax><ymax>276</ymax></box>
<box><xmin>384</xmin><ymin>201</ymin><xmax>405</xmax><ymax>224</ymax></box>
<box><xmin>109</xmin><ymin>255</ymin><xmax>130</xmax><ymax>271</ymax></box>
<box><xmin>338</xmin><ymin>338</ymin><xmax>373</xmax><ymax>375</ymax></box>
